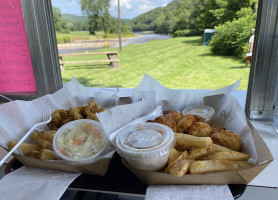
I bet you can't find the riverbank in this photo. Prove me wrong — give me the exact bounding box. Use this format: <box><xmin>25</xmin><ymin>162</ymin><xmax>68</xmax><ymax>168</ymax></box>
<box><xmin>58</xmin><ymin>33</ymin><xmax>169</xmax><ymax>54</ymax></box>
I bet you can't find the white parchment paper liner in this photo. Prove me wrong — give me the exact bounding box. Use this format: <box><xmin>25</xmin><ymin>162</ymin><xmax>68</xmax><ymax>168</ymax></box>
<box><xmin>0</xmin><ymin>77</ymin><xmax>119</xmax><ymax>161</ymax></box>
<box><xmin>131</xmin><ymin>74</ymin><xmax>258</xmax><ymax>164</ymax></box>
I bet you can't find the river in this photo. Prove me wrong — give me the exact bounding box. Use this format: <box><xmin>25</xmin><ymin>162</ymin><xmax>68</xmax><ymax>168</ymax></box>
<box><xmin>58</xmin><ymin>32</ymin><xmax>170</xmax><ymax>54</ymax></box>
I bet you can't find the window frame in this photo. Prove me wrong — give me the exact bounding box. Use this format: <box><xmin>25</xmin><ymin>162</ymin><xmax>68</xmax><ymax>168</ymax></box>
<box><xmin>0</xmin><ymin>0</ymin><xmax>62</xmax><ymax>102</ymax></box>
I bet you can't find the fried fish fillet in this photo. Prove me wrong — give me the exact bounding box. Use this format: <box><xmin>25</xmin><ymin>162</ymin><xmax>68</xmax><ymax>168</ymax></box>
<box><xmin>187</xmin><ymin>122</ymin><xmax>213</xmax><ymax>137</ymax></box>
<box><xmin>176</xmin><ymin>115</ymin><xmax>196</xmax><ymax>133</ymax></box>
<box><xmin>155</xmin><ymin>115</ymin><xmax>177</xmax><ymax>132</ymax></box>
<box><xmin>210</xmin><ymin>130</ymin><xmax>241</xmax><ymax>151</ymax></box>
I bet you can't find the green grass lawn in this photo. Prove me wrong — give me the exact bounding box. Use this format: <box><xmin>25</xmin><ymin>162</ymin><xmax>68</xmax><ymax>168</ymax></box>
<box><xmin>61</xmin><ymin>36</ymin><xmax>250</xmax><ymax>90</ymax></box>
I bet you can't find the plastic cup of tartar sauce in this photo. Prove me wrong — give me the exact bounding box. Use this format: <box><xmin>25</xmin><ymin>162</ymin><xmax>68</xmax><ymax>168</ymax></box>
<box><xmin>182</xmin><ymin>105</ymin><xmax>215</xmax><ymax>122</ymax></box>
<box><xmin>115</xmin><ymin>123</ymin><xmax>175</xmax><ymax>171</ymax></box>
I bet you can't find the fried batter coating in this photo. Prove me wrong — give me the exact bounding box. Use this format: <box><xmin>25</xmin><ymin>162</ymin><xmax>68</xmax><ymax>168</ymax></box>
<box><xmin>85</xmin><ymin>101</ymin><xmax>99</xmax><ymax>115</ymax></box>
<box><xmin>79</xmin><ymin>106</ymin><xmax>86</xmax><ymax>117</ymax></box>
<box><xmin>69</xmin><ymin>107</ymin><xmax>80</xmax><ymax>116</ymax></box>
<box><xmin>72</xmin><ymin>112</ymin><xmax>83</xmax><ymax>120</ymax></box>
<box><xmin>97</xmin><ymin>107</ymin><xmax>106</xmax><ymax>113</ymax></box>
<box><xmin>49</xmin><ymin>109</ymin><xmax>68</xmax><ymax>129</ymax></box>
<box><xmin>193</xmin><ymin>115</ymin><xmax>206</xmax><ymax>123</ymax></box>
<box><xmin>86</xmin><ymin>113</ymin><xmax>99</xmax><ymax>121</ymax></box>
<box><xmin>59</xmin><ymin>117</ymin><xmax>72</xmax><ymax>127</ymax></box>
<box><xmin>187</xmin><ymin>122</ymin><xmax>213</xmax><ymax>137</ymax></box>
<box><xmin>210</xmin><ymin>130</ymin><xmax>241</xmax><ymax>151</ymax></box>
<box><xmin>167</xmin><ymin>111</ymin><xmax>184</xmax><ymax>122</ymax></box>
<box><xmin>211</xmin><ymin>125</ymin><xmax>226</xmax><ymax>134</ymax></box>
<box><xmin>154</xmin><ymin>115</ymin><xmax>177</xmax><ymax>132</ymax></box>
<box><xmin>176</xmin><ymin>115</ymin><xmax>196</xmax><ymax>133</ymax></box>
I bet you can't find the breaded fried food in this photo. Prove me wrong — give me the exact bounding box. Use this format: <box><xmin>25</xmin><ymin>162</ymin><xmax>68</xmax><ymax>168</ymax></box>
<box><xmin>86</xmin><ymin>113</ymin><xmax>99</xmax><ymax>121</ymax></box>
<box><xmin>97</xmin><ymin>107</ymin><xmax>106</xmax><ymax>113</ymax></box>
<box><xmin>68</xmin><ymin>107</ymin><xmax>80</xmax><ymax>117</ymax></box>
<box><xmin>189</xmin><ymin>160</ymin><xmax>253</xmax><ymax>174</ymax></box>
<box><xmin>85</xmin><ymin>101</ymin><xmax>99</xmax><ymax>115</ymax></box>
<box><xmin>60</xmin><ymin>117</ymin><xmax>73</xmax><ymax>127</ymax></box>
<box><xmin>154</xmin><ymin>115</ymin><xmax>177</xmax><ymax>132</ymax></box>
<box><xmin>68</xmin><ymin>107</ymin><xmax>83</xmax><ymax>120</ymax></box>
<box><xmin>169</xmin><ymin>159</ymin><xmax>193</xmax><ymax>177</ymax></box>
<box><xmin>167</xmin><ymin>111</ymin><xmax>184</xmax><ymax>122</ymax></box>
<box><xmin>210</xmin><ymin>130</ymin><xmax>241</xmax><ymax>151</ymax></box>
<box><xmin>176</xmin><ymin>115</ymin><xmax>196</xmax><ymax>133</ymax></box>
<box><xmin>71</xmin><ymin>112</ymin><xmax>83</xmax><ymax>120</ymax></box>
<box><xmin>187</xmin><ymin>122</ymin><xmax>213</xmax><ymax>137</ymax></box>
<box><xmin>193</xmin><ymin>115</ymin><xmax>206</xmax><ymax>123</ymax></box>
<box><xmin>49</xmin><ymin>109</ymin><xmax>68</xmax><ymax>128</ymax></box>
<box><xmin>79</xmin><ymin>106</ymin><xmax>86</xmax><ymax>117</ymax></box>
<box><xmin>211</xmin><ymin>125</ymin><xmax>225</xmax><ymax>134</ymax></box>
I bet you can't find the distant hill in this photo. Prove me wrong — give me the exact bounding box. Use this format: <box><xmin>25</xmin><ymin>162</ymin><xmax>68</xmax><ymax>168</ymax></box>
<box><xmin>62</xmin><ymin>13</ymin><xmax>130</xmax><ymax>23</ymax></box>
<box><xmin>129</xmin><ymin>0</ymin><xmax>194</xmax><ymax>33</ymax></box>
<box><xmin>62</xmin><ymin>14</ymin><xmax>88</xmax><ymax>23</ymax></box>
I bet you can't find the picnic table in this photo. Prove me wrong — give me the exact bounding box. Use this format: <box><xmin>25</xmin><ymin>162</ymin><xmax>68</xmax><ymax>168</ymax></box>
<box><xmin>59</xmin><ymin>51</ymin><xmax>119</xmax><ymax>70</ymax></box>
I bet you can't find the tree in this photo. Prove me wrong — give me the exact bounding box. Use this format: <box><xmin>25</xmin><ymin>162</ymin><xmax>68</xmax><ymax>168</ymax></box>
<box><xmin>209</xmin><ymin>7</ymin><xmax>256</xmax><ymax>58</ymax></box>
<box><xmin>52</xmin><ymin>6</ymin><xmax>68</xmax><ymax>32</ymax></box>
<box><xmin>81</xmin><ymin>0</ymin><xmax>111</xmax><ymax>34</ymax></box>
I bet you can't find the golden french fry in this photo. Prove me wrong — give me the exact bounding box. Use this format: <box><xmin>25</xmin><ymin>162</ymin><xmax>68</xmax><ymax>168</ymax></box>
<box><xmin>174</xmin><ymin>133</ymin><xmax>212</xmax><ymax>151</ymax></box>
<box><xmin>169</xmin><ymin>159</ymin><xmax>193</xmax><ymax>177</ymax></box>
<box><xmin>207</xmin><ymin>151</ymin><xmax>251</xmax><ymax>161</ymax></box>
<box><xmin>37</xmin><ymin>130</ymin><xmax>55</xmax><ymax>143</ymax></box>
<box><xmin>39</xmin><ymin>149</ymin><xmax>57</xmax><ymax>160</ymax></box>
<box><xmin>31</xmin><ymin>132</ymin><xmax>52</xmax><ymax>150</ymax></box>
<box><xmin>187</xmin><ymin>145</ymin><xmax>216</xmax><ymax>160</ymax></box>
<box><xmin>213</xmin><ymin>144</ymin><xmax>233</xmax><ymax>152</ymax></box>
<box><xmin>189</xmin><ymin>160</ymin><xmax>253</xmax><ymax>174</ymax></box>
<box><xmin>165</xmin><ymin>151</ymin><xmax>188</xmax><ymax>173</ymax></box>
<box><xmin>168</xmin><ymin>148</ymin><xmax>181</xmax><ymax>166</ymax></box>
<box><xmin>8</xmin><ymin>140</ymin><xmax>42</xmax><ymax>155</ymax></box>
<box><xmin>25</xmin><ymin>150</ymin><xmax>40</xmax><ymax>159</ymax></box>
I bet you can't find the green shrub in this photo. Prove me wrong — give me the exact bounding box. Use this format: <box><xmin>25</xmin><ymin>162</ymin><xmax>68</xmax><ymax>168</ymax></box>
<box><xmin>209</xmin><ymin>8</ymin><xmax>256</xmax><ymax>59</ymax></box>
<box><xmin>56</xmin><ymin>35</ymin><xmax>71</xmax><ymax>43</ymax></box>
<box><xmin>172</xmin><ymin>29</ymin><xmax>203</xmax><ymax>38</ymax></box>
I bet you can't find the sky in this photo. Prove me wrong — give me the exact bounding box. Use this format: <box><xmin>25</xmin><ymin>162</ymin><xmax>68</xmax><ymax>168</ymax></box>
<box><xmin>51</xmin><ymin>0</ymin><xmax>173</xmax><ymax>19</ymax></box>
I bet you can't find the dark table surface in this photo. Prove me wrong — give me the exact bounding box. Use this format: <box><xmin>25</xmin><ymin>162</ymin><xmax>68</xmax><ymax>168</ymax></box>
<box><xmin>5</xmin><ymin>153</ymin><xmax>246</xmax><ymax>199</ymax></box>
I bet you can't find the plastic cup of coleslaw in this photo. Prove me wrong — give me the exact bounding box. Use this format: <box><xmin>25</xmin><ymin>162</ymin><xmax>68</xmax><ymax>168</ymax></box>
<box><xmin>115</xmin><ymin>123</ymin><xmax>175</xmax><ymax>171</ymax></box>
<box><xmin>182</xmin><ymin>105</ymin><xmax>215</xmax><ymax>122</ymax></box>
<box><xmin>52</xmin><ymin>119</ymin><xmax>109</xmax><ymax>165</ymax></box>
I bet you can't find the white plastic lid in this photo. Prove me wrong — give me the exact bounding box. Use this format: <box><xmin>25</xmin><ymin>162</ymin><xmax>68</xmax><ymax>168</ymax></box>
<box><xmin>53</xmin><ymin>119</ymin><xmax>109</xmax><ymax>165</ymax></box>
<box><xmin>182</xmin><ymin>105</ymin><xmax>215</xmax><ymax>121</ymax></box>
<box><xmin>115</xmin><ymin>123</ymin><xmax>175</xmax><ymax>159</ymax></box>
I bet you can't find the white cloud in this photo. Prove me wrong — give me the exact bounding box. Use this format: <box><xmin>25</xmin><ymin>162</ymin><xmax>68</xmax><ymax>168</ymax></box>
<box><xmin>138</xmin><ymin>3</ymin><xmax>155</xmax><ymax>13</ymax></box>
<box><xmin>111</xmin><ymin>0</ymin><xmax>132</xmax><ymax>9</ymax></box>
<box><xmin>67</xmin><ymin>0</ymin><xmax>78</xmax><ymax>6</ymax></box>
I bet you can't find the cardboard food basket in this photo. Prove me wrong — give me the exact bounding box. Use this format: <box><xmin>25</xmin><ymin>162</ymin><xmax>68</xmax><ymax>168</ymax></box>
<box><xmin>123</xmin><ymin>119</ymin><xmax>273</xmax><ymax>185</ymax></box>
<box><xmin>118</xmin><ymin>74</ymin><xmax>274</xmax><ymax>185</ymax></box>
<box><xmin>11</xmin><ymin>153</ymin><xmax>111</xmax><ymax>176</ymax></box>
<box><xmin>0</xmin><ymin>78</ymin><xmax>120</xmax><ymax>176</ymax></box>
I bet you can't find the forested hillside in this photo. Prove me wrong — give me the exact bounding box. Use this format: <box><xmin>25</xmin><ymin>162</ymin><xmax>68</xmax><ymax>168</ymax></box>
<box><xmin>62</xmin><ymin>14</ymin><xmax>88</xmax><ymax>23</ymax></box>
<box><xmin>129</xmin><ymin>0</ymin><xmax>256</xmax><ymax>36</ymax></box>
